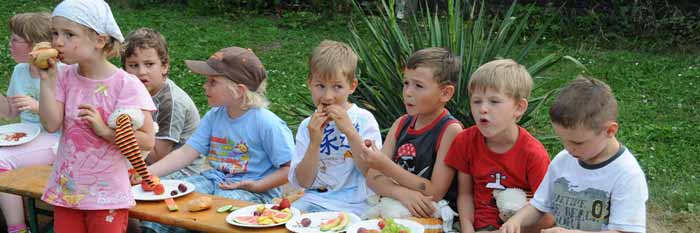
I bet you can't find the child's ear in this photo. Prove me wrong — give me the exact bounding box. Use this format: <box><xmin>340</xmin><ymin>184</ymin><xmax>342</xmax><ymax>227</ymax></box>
<box><xmin>349</xmin><ymin>78</ymin><xmax>358</xmax><ymax>93</ymax></box>
<box><xmin>94</xmin><ymin>34</ymin><xmax>109</xmax><ymax>50</ymax></box>
<box><xmin>514</xmin><ymin>98</ymin><xmax>529</xmax><ymax>118</ymax></box>
<box><xmin>604</xmin><ymin>121</ymin><xmax>619</xmax><ymax>137</ymax></box>
<box><xmin>161</xmin><ymin>62</ymin><xmax>170</xmax><ymax>77</ymax></box>
<box><xmin>439</xmin><ymin>85</ymin><xmax>455</xmax><ymax>102</ymax></box>
<box><xmin>306</xmin><ymin>79</ymin><xmax>313</xmax><ymax>91</ymax></box>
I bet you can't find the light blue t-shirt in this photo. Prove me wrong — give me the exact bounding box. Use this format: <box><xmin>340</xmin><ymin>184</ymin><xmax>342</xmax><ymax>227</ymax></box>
<box><xmin>7</xmin><ymin>63</ymin><xmax>42</xmax><ymax>125</ymax></box>
<box><xmin>187</xmin><ymin>107</ymin><xmax>294</xmax><ymax>183</ymax></box>
<box><xmin>7</xmin><ymin>63</ymin><xmax>63</xmax><ymax>134</ymax></box>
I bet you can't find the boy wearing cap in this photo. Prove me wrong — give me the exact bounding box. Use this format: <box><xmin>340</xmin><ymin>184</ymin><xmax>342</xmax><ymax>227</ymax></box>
<box><xmin>287</xmin><ymin>40</ymin><xmax>382</xmax><ymax>216</ymax></box>
<box><xmin>143</xmin><ymin>47</ymin><xmax>294</xmax><ymax>233</ymax></box>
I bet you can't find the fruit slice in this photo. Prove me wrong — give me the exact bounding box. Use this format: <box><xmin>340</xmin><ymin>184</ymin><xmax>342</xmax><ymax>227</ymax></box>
<box><xmin>270</xmin><ymin>211</ymin><xmax>292</xmax><ymax>223</ymax></box>
<box><xmin>153</xmin><ymin>184</ymin><xmax>165</xmax><ymax>195</ymax></box>
<box><xmin>233</xmin><ymin>216</ymin><xmax>258</xmax><ymax>224</ymax></box>
<box><xmin>320</xmin><ymin>212</ymin><xmax>344</xmax><ymax>231</ymax></box>
<box><xmin>257</xmin><ymin>216</ymin><xmax>275</xmax><ymax>225</ymax></box>
<box><xmin>328</xmin><ymin>212</ymin><xmax>348</xmax><ymax>231</ymax></box>
<box><xmin>217</xmin><ymin>205</ymin><xmax>233</xmax><ymax>213</ymax></box>
<box><xmin>164</xmin><ymin>198</ymin><xmax>178</xmax><ymax>212</ymax></box>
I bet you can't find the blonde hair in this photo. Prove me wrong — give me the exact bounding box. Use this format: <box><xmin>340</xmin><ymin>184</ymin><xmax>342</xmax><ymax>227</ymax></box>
<box><xmin>468</xmin><ymin>59</ymin><xmax>532</xmax><ymax>101</ymax></box>
<box><xmin>226</xmin><ymin>78</ymin><xmax>270</xmax><ymax>110</ymax></box>
<box><xmin>307</xmin><ymin>40</ymin><xmax>358</xmax><ymax>83</ymax></box>
<box><xmin>9</xmin><ymin>12</ymin><xmax>52</xmax><ymax>46</ymax></box>
<box><xmin>550</xmin><ymin>76</ymin><xmax>618</xmax><ymax>132</ymax></box>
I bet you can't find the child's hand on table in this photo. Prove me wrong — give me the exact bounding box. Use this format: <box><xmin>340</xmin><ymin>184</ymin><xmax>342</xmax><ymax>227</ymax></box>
<box><xmin>219</xmin><ymin>180</ymin><xmax>257</xmax><ymax>191</ymax></box>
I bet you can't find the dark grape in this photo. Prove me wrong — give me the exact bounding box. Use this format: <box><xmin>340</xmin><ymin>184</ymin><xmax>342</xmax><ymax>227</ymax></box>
<box><xmin>170</xmin><ymin>190</ymin><xmax>178</xmax><ymax>196</ymax></box>
<box><xmin>178</xmin><ymin>183</ymin><xmax>187</xmax><ymax>192</ymax></box>
<box><xmin>301</xmin><ymin>218</ymin><xmax>311</xmax><ymax>227</ymax></box>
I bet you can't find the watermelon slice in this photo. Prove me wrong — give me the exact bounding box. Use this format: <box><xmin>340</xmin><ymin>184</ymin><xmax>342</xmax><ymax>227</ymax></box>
<box><xmin>233</xmin><ymin>216</ymin><xmax>259</xmax><ymax>224</ymax></box>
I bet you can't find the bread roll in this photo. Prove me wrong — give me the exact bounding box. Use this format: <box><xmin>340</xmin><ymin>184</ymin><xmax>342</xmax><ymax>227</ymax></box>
<box><xmin>186</xmin><ymin>196</ymin><xmax>212</xmax><ymax>212</ymax></box>
<box><xmin>29</xmin><ymin>42</ymin><xmax>58</xmax><ymax>69</ymax></box>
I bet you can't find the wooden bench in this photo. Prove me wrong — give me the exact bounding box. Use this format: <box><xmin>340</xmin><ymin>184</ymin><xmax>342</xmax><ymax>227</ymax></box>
<box><xmin>0</xmin><ymin>166</ymin><xmax>289</xmax><ymax>233</ymax></box>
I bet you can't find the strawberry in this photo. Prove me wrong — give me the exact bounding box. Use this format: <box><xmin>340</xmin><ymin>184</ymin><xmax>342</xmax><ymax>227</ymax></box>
<box><xmin>378</xmin><ymin>219</ymin><xmax>386</xmax><ymax>229</ymax></box>
<box><xmin>278</xmin><ymin>198</ymin><xmax>291</xmax><ymax>209</ymax></box>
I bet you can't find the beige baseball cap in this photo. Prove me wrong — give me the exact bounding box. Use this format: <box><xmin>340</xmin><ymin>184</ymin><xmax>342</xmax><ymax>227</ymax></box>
<box><xmin>185</xmin><ymin>47</ymin><xmax>267</xmax><ymax>91</ymax></box>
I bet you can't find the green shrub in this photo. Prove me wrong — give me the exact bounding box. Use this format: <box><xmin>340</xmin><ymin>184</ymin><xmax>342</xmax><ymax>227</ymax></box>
<box><xmin>283</xmin><ymin>0</ymin><xmax>586</xmax><ymax>132</ymax></box>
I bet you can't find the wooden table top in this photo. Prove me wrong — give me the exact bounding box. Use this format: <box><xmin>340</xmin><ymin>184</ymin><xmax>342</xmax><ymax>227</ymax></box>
<box><xmin>0</xmin><ymin>166</ymin><xmax>290</xmax><ymax>233</ymax></box>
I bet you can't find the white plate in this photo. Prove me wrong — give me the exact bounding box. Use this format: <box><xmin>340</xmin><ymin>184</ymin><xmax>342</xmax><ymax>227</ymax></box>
<box><xmin>346</xmin><ymin>219</ymin><xmax>424</xmax><ymax>233</ymax></box>
<box><xmin>226</xmin><ymin>204</ymin><xmax>301</xmax><ymax>228</ymax></box>
<box><xmin>131</xmin><ymin>180</ymin><xmax>195</xmax><ymax>201</ymax></box>
<box><xmin>286</xmin><ymin>211</ymin><xmax>361</xmax><ymax>233</ymax></box>
<box><xmin>0</xmin><ymin>123</ymin><xmax>41</xmax><ymax>146</ymax></box>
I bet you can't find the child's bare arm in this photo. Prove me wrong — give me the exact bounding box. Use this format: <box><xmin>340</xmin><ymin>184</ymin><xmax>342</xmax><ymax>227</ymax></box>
<box><xmin>36</xmin><ymin>59</ymin><xmax>63</xmax><ymax>132</ymax></box>
<box><xmin>79</xmin><ymin>107</ymin><xmax>155</xmax><ymax>151</ymax></box>
<box><xmin>148</xmin><ymin>144</ymin><xmax>201</xmax><ymax>177</ymax></box>
<box><xmin>457</xmin><ymin>172</ymin><xmax>476</xmax><ymax>233</ymax></box>
<box><xmin>369</xmin><ymin>123</ymin><xmax>461</xmax><ymax>198</ymax></box>
<box><xmin>500</xmin><ymin>204</ymin><xmax>544</xmax><ymax>233</ymax></box>
<box><xmin>146</xmin><ymin>139</ymin><xmax>175</xmax><ymax>164</ymax></box>
<box><xmin>232</xmin><ymin>163</ymin><xmax>290</xmax><ymax>192</ymax></box>
<box><xmin>365</xmin><ymin>118</ymin><xmax>401</xmax><ymax>196</ymax></box>
<box><xmin>294</xmin><ymin>109</ymin><xmax>328</xmax><ymax>188</ymax></box>
<box><xmin>0</xmin><ymin>94</ymin><xmax>16</xmax><ymax>119</ymax></box>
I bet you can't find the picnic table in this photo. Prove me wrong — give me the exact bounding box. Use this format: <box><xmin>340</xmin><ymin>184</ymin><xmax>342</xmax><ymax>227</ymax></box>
<box><xmin>0</xmin><ymin>165</ymin><xmax>290</xmax><ymax>233</ymax></box>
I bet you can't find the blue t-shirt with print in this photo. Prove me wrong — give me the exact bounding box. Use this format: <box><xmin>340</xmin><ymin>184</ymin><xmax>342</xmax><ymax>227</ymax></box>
<box><xmin>186</xmin><ymin>107</ymin><xmax>294</xmax><ymax>183</ymax></box>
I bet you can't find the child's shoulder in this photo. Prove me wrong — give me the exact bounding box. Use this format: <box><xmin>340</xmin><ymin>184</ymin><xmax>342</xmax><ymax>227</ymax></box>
<box><xmin>515</xmin><ymin>126</ymin><xmax>548</xmax><ymax>154</ymax></box>
<box><xmin>350</xmin><ymin>104</ymin><xmax>376</xmax><ymax>119</ymax></box>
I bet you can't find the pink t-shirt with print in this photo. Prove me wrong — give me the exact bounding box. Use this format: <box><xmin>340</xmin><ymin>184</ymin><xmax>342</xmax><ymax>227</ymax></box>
<box><xmin>41</xmin><ymin>64</ymin><xmax>156</xmax><ymax>210</ymax></box>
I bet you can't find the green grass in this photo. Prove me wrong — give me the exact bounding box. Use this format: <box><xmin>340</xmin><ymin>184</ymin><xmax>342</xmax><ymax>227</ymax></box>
<box><xmin>0</xmin><ymin>1</ymin><xmax>698</xmax><ymax>214</ymax></box>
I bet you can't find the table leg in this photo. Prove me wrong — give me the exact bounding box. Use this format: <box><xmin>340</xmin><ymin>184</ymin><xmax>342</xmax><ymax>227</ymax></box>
<box><xmin>27</xmin><ymin>198</ymin><xmax>39</xmax><ymax>233</ymax></box>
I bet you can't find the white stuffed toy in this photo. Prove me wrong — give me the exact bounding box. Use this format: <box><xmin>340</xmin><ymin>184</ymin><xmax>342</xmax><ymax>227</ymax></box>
<box><xmin>107</xmin><ymin>108</ymin><xmax>157</xmax><ymax>159</ymax></box>
<box><xmin>493</xmin><ymin>188</ymin><xmax>527</xmax><ymax>222</ymax></box>
<box><xmin>364</xmin><ymin>195</ymin><xmax>458</xmax><ymax>233</ymax></box>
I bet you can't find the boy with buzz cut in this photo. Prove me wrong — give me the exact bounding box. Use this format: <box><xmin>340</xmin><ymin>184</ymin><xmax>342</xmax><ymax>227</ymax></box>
<box><xmin>288</xmin><ymin>40</ymin><xmax>382</xmax><ymax>216</ymax></box>
<box><xmin>122</xmin><ymin>27</ymin><xmax>204</xmax><ymax>179</ymax></box>
<box><xmin>444</xmin><ymin>59</ymin><xmax>554</xmax><ymax>233</ymax></box>
<box><xmin>500</xmin><ymin>76</ymin><xmax>648</xmax><ymax>233</ymax></box>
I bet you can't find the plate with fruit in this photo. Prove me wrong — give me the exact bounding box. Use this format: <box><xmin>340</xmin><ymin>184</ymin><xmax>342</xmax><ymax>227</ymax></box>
<box><xmin>132</xmin><ymin>179</ymin><xmax>195</xmax><ymax>201</ymax></box>
<box><xmin>226</xmin><ymin>204</ymin><xmax>301</xmax><ymax>228</ymax></box>
<box><xmin>286</xmin><ymin>211</ymin><xmax>361</xmax><ymax>233</ymax></box>
<box><xmin>346</xmin><ymin>218</ymin><xmax>424</xmax><ymax>233</ymax></box>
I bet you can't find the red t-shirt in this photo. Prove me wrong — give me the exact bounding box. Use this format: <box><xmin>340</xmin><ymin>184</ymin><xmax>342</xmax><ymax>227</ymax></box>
<box><xmin>444</xmin><ymin>126</ymin><xmax>550</xmax><ymax>229</ymax></box>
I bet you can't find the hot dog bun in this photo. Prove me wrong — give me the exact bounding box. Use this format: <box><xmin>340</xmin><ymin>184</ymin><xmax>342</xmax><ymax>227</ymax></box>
<box><xmin>29</xmin><ymin>42</ymin><xmax>58</xmax><ymax>69</ymax></box>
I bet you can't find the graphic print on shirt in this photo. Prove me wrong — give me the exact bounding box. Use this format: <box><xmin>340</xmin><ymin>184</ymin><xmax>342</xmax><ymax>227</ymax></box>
<box><xmin>394</xmin><ymin>143</ymin><xmax>417</xmax><ymax>173</ymax></box>
<box><xmin>44</xmin><ymin>106</ymin><xmax>117</xmax><ymax>207</ymax></box>
<box><xmin>486</xmin><ymin>172</ymin><xmax>507</xmax><ymax>190</ymax></box>
<box><xmin>207</xmin><ymin>136</ymin><xmax>250</xmax><ymax>175</ymax></box>
<box><xmin>315</xmin><ymin>123</ymin><xmax>359</xmax><ymax>190</ymax></box>
<box><xmin>552</xmin><ymin>177</ymin><xmax>610</xmax><ymax>231</ymax></box>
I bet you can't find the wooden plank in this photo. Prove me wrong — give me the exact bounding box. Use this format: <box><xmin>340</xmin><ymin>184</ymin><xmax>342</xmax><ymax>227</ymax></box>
<box><xmin>0</xmin><ymin>165</ymin><xmax>51</xmax><ymax>199</ymax></box>
<box><xmin>0</xmin><ymin>166</ymin><xmax>289</xmax><ymax>233</ymax></box>
<box><xmin>131</xmin><ymin>192</ymin><xmax>288</xmax><ymax>233</ymax></box>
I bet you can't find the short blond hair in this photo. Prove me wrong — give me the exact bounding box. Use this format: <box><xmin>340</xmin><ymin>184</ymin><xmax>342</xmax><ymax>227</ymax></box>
<box><xmin>9</xmin><ymin>12</ymin><xmax>52</xmax><ymax>46</ymax></box>
<box><xmin>307</xmin><ymin>40</ymin><xmax>357</xmax><ymax>83</ymax></box>
<box><xmin>468</xmin><ymin>59</ymin><xmax>532</xmax><ymax>101</ymax></box>
<box><xmin>226</xmin><ymin>78</ymin><xmax>270</xmax><ymax>110</ymax></box>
